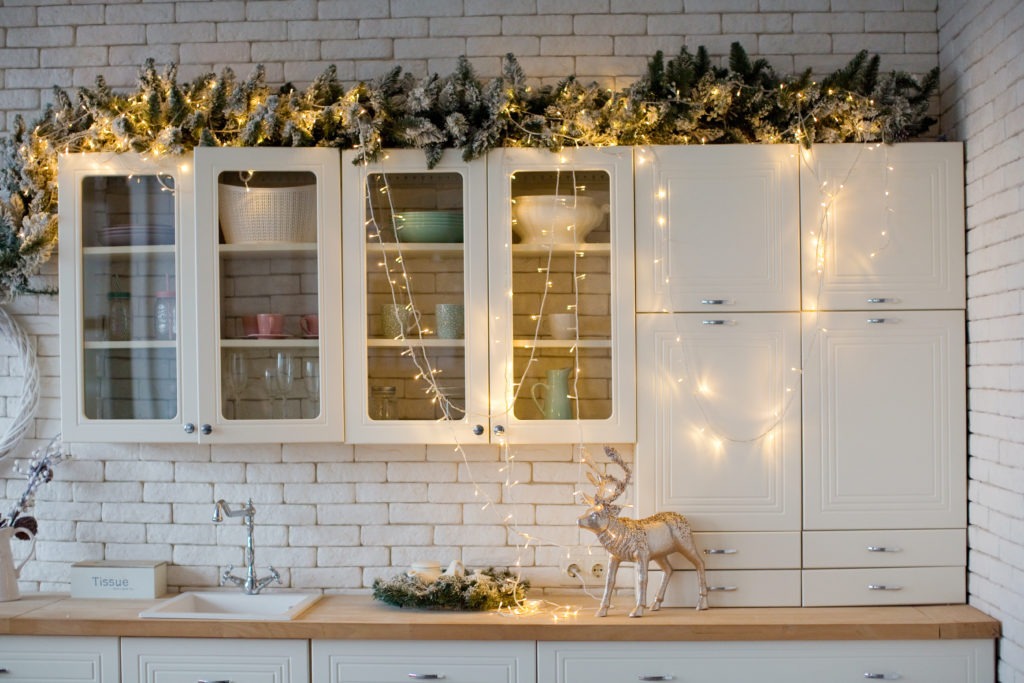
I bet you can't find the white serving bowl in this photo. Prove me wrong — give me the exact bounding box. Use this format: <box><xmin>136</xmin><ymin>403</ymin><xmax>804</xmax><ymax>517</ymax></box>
<box><xmin>512</xmin><ymin>195</ymin><xmax>608</xmax><ymax>245</ymax></box>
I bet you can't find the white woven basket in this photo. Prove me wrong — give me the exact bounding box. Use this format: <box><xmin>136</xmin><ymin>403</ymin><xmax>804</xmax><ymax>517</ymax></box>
<box><xmin>219</xmin><ymin>183</ymin><xmax>317</xmax><ymax>243</ymax></box>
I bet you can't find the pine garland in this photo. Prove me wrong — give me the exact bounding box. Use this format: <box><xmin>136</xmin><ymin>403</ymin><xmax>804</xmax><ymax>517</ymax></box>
<box><xmin>0</xmin><ymin>42</ymin><xmax>939</xmax><ymax>302</ymax></box>
<box><xmin>372</xmin><ymin>568</ymin><xmax>529</xmax><ymax>611</ymax></box>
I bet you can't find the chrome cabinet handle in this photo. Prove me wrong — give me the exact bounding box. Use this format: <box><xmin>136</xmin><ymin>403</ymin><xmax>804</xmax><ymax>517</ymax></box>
<box><xmin>866</xmin><ymin>546</ymin><xmax>902</xmax><ymax>553</ymax></box>
<box><xmin>866</xmin><ymin>297</ymin><xmax>896</xmax><ymax>304</ymax></box>
<box><xmin>184</xmin><ymin>423</ymin><xmax>196</xmax><ymax>434</ymax></box>
<box><xmin>704</xmin><ymin>548</ymin><xmax>737</xmax><ymax>555</ymax></box>
<box><xmin>700</xmin><ymin>299</ymin><xmax>727</xmax><ymax>305</ymax></box>
<box><xmin>701</xmin><ymin>319</ymin><xmax>729</xmax><ymax>325</ymax></box>
<box><xmin>708</xmin><ymin>585</ymin><xmax>737</xmax><ymax>592</ymax></box>
<box><xmin>408</xmin><ymin>675</ymin><xmax>445</xmax><ymax>680</ymax></box>
<box><xmin>197</xmin><ymin>679</ymin><xmax>231</xmax><ymax>683</ymax></box>
<box><xmin>638</xmin><ymin>676</ymin><xmax>675</xmax><ymax>681</ymax></box>
<box><xmin>866</xmin><ymin>318</ymin><xmax>892</xmax><ymax>324</ymax></box>
<box><xmin>867</xmin><ymin>584</ymin><xmax>902</xmax><ymax>591</ymax></box>
<box><xmin>864</xmin><ymin>673</ymin><xmax>901</xmax><ymax>680</ymax></box>
<box><xmin>0</xmin><ymin>668</ymin><xmax>9</xmax><ymax>674</ymax></box>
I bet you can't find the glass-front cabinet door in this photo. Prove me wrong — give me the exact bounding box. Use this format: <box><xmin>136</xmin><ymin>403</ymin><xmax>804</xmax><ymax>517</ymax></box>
<box><xmin>342</xmin><ymin>150</ymin><xmax>489</xmax><ymax>443</ymax></box>
<box><xmin>194</xmin><ymin>147</ymin><xmax>342</xmax><ymax>443</ymax></box>
<box><xmin>59</xmin><ymin>153</ymin><xmax>195</xmax><ymax>442</ymax></box>
<box><xmin>487</xmin><ymin>148</ymin><xmax>635</xmax><ymax>444</ymax></box>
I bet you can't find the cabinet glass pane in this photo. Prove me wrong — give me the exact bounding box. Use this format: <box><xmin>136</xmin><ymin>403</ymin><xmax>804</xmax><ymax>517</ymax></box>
<box><xmin>216</xmin><ymin>170</ymin><xmax>321</xmax><ymax>421</ymax></box>
<box><xmin>509</xmin><ymin>170</ymin><xmax>612</xmax><ymax>421</ymax></box>
<box><xmin>79</xmin><ymin>174</ymin><xmax>179</xmax><ymax>421</ymax></box>
<box><xmin>363</xmin><ymin>171</ymin><xmax>467</xmax><ymax>423</ymax></box>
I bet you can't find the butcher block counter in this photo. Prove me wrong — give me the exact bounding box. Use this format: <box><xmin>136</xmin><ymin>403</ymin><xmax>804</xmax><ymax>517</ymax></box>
<box><xmin>0</xmin><ymin>593</ymin><xmax>1000</xmax><ymax>641</ymax></box>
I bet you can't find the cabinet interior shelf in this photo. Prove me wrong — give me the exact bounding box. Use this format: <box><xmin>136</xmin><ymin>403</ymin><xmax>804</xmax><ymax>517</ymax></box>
<box><xmin>368</xmin><ymin>338</ymin><xmax>465</xmax><ymax>348</ymax></box>
<box><xmin>511</xmin><ymin>242</ymin><xmax>611</xmax><ymax>255</ymax></box>
<box><xmin>221</xmin><ymin>338</ymin><xmax>320</xmax><ymax>348</ymax></box>
<box><xmin>513</xmin><ymin>339</ymin><xmax>611</xmax><ymax>349</ymax></box>
<box><xmin>366</xmin><ymin>242</ymin><xmax>464</xmax><ymax>255</ymax></box>
<box><xmin>83</xmin><ymin>245</ymin><xmax>176</xmax><ymax>258</ymax></box>
<box><xmin>84</xmin><ymin>340</ymin><xmax>177</xmax><ymax>350</ymax></box>
<box><xmin>219</xmin><ymin>242</ymin><xmax>318</xmax><ymax>259</ymax></box>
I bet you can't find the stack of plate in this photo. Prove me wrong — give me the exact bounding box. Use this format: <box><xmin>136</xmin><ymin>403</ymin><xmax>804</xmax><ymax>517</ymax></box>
<box><xmin>395</xmin><ymin>210</ymin><xmax>463</xmax><ymax>243</ymax></box>
<box><xmin>98</xmin><ymin>225</ymin><xmax>175</xmax><ymax>247</ymax></box>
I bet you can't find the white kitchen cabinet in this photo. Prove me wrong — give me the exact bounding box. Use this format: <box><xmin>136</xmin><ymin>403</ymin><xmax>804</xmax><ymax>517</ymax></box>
<box><xmin>635</xmin><ymin>144</ymin><xmax>800</xmax><ymax>312</ymax></box>
<box><xmin>802</xmin><ymin>566</ymin><xmax>967</xmax><ymax>606</ymax></box>
<box><xmin>342</xmin><ymin>147</ymin><xmax>635</xmax><ymax>444</ymax></box>
<box><xmin>802</xmin><ymin>310</ymin><xmax>966</xmax><ymax>531</ymax></box>
<box><xmin>538</xmin><ymin>640</ymin><xmax>993</xmax><ymax>683</ymax></box>
<box><xmin>313</xmin><ymin>640</ymin><xmax>536</xmax><ymax>683</ymax></box>
<box><xmin>59</xmin><ymin>148</ymin><xmax>343</xmax><ymax>443</ymax></box>
<box><xmin>800</xmin><ymin>142</ymin><xmax>965</xmax><ymax>311</ymax></box>
<box><xmin>0</xmin><ymin>635</ymin><xmax>118</xmax><ymax>682</ymax></box>
<box><xmin>121</xmin><ymin>637</ymin><xmax>308</xmax><ymax>683</ymax></box>
<box><xmin>636</xmin><ymin>313</ymin><xmax>802</xmax><ymax>532</ymax></box>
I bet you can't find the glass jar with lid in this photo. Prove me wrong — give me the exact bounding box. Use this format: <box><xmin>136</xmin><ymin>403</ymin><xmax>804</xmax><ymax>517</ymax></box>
<box><xmin>370</xmin><ymin>385</ymin><xmax>397</xmax><ymax>420</ymax></box>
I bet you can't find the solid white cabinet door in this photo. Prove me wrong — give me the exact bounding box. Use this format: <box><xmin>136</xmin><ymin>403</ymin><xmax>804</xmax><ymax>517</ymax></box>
<box><xmin>636</xmin><ymin>144</ymin><xmax>800</xmax><ymax>312</ymax></box>
<box><xmin>800</xmin><ymin>142</ymin><xmax>965</xmax><ymax>311</ymax></box>
<box><xmin>122</xmin><ymin>637</ymin><xmax>308</xmax><ymax>683</ymax></box>
<box><xmin>313</xmin><ymin>640</ymin><xmax>536</xmax><ymax>683</ymax></box>
<box><xmin>0</xmin><ymin>635</ymin><xmax>118</xmax><ymax>682</ymax></box>
<box><xmin>636</xmin><ymin>313</ymin><xmax>801</xmax><ymax>531</ymax></box>
<box><xmin>802</xmin><ymin>310</ymin><xmax>967</xmax><ymax>530</ymax></box>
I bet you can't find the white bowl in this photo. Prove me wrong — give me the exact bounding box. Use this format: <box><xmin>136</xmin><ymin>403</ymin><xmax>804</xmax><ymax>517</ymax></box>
<box><xmin>512</xmin><ymin>195</ymin><xmax>608</xmax><ymax>245</ymax></box>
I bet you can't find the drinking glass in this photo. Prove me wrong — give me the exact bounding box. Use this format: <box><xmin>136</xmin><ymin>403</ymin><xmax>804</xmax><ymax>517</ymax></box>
<box><xmin>224</xmin><ymin>352</ymin><xmax>248</xmax><ymax>419</ymax></box>
<box><xmin>304</xmin><ymin>359</ymin><xmax>320</xmax><ymax>418</ymax></box>
<box><xmin>263</xmin><ymin>352</ymin><xmax>294</xmax><ymax>418</ymax></box>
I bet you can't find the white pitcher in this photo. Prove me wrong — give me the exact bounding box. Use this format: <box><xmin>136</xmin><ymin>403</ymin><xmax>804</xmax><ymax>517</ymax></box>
<box><xmin>0</xmin><ymin>526</ymin><xmax>36</xmax><ymax>602</ymax></box>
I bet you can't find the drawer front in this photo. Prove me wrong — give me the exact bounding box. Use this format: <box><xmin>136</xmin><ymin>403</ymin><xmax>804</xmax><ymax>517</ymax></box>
<box><xmin>313</xmin><ymin>640</ymin><xmax>536</xmax><ymax>683</ymax></box>
<box><xmin>803</xmin><ymin>529</ymin><xmax>966</xmax><ymax>568</ymax></box>
<box><xmin>0</xmin><ymin>636</ymin><xmax>118</xmax><ymax>683</ymax></box>
<box><xmin>802</xmin><ymin>566</ymin><xmax>965</xmax><ymax>606</ymax></box>
<box><xmin>679</xmin><ymin>532</ymin><xmax>801</xmax><ymax>570</ymax></box>
<box><xmin>540</xmin><ymin>640</ymin><xmax>993</xmax><ymax>683</ymax></box>
<box><xmin>122</xmin><ymin>638</ymin><xmax>308</xmax><ymax>683</ymax></box>
<box><xmin>659</xmin><ymin>569</ymin><xmax>801</xmax><ymax>608</ymax></box>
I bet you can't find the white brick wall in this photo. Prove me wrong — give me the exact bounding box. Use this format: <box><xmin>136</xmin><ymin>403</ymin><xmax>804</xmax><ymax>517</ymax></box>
<box><xmin>0</xmin><ymin>0</ymin><xmax>956</xmax><ymax>604</ymax></box>
<box><xmin>939</xmin><ymin>0</ymin><xmax>1024</xmax><ymax>680</ymax></box>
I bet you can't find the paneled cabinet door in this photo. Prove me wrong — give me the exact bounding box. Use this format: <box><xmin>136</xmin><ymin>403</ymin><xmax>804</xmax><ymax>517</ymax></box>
<box><xmin>487</xmin><ymin>147</ymin><xmax>636</xmax><ymax>444</ymax></box>
<box><xmin>635</xmin><ymin>144</ymin><xmax>800</xmax><ymax>312</ymax></box>
<box><xmin>636</xmin><ymin>313</ymin><xmax>801</xmax><ymax>532</ymax></box>
<box><xmin>313</xmin><ymin>640</ymin><xmax>536</xmax><ymax>683</ymax></box>
<box><xmin>802</xmin><ymin>310</ymin><xmax>967</xmax><ymax>530</ymax></box>
<box><xmin>0</xmin><ymin>635</ymin><xmax>118</xmax><ymax>682</ymax></box>
<box><xmin>194</xmin><ymin>147</ymin><xmax>343</xmax><ymax>443</ymax></box>
<box><xmin>341</xmin><ymin>149</ymin><xmax>490</xmax><ymax>444</ymax></box>
<box><xmin>800</xmin><ymin>142</ymin><xmax>965</xmax><ymax>311</ymax></box>
<box><xmin>121</xmin><ymin>637</ymin><xmax>309</xmax><ymax>683</ymax></box>
<box><xmin>58</xmin><ymin>152</ymin><xmax>196</xmax><ymax>442</ymax></box>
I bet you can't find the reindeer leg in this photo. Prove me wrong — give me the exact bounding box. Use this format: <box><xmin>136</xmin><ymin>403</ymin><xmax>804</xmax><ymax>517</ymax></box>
<box><xmin>630</xmin><ymin>551</ymin><xmax>650</xmax><ymax>617</ymax></box>
<box><xmin>650</xmin><ymin>556</ymin><xmax>673</xmax><ymax>612</ymax></box>
<box><xmin>676</xmin><ymin>538</ymin><xmax>709</xmax><ymax>611</ymax></box>
<box><xmin>596</xmin><ymin>556</ymin><xmax>619</xmax><ymax>617</ymax></box>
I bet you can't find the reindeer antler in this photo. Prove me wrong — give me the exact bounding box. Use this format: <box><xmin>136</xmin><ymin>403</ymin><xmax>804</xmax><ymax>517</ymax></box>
<box><xmin>600</xmin><ymin>446</ymin><xmax>631</xmax><ymax>505</ymax></box>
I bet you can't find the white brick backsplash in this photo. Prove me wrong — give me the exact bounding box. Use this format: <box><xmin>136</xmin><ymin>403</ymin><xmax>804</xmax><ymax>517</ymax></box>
<box><xmin>102</xmin><ymin>502</ymin><xmax>172</xmax><ymax>524</ymax></box>
<box><xmin>463</xmin><ymin>502</ymin><xmax>536</xmax><ymax>525</ymax></box>
<box><xmin>361</xmin><ymin>524</ymin><xmax>433</xmax><ymax>547</ymax></box>
<box><xmin>7</xmin><ymin>27</ymin><xmax>75</xmax><ymax>48</ymax></box>
<box><xmin>541</xmin><ymin>35</ymin><xmax>613</xmax><ymax>56</ymax></box>
<box><xmin>462</xmin><ymin>545</ymin><xmax>532</xmax><ymax>567</ymax></box>
<box><xmin>355</xmin><ymin>444</ymin><xmax>426</xmax><ymax>461</ymax></box>
<box><xmin>390</xmin><ymin>502</ymin><xmax>462</xmax><ymax>524</ymax></box>
<box><xmin>294</xmin><ymin>567</ymin><xmax>363</xmax><ymax>589</ymax></box>
<box><xmin>318</xmin><ymin>503</ymin><xmax>387</xmax><ymax>525</ymax></box>
<box><xmin>144</xmin><ymin>482</ymin><xmax>213</xmax><ymax>504</ymax></box>
<box><xmin>72</xmin><ymin>481</ymin><xmax>142</xmax><ymax>503</ymax></box>
<box><xmin>466</xmin><ymin>36</ymin><xmax>540</xmax><ymax>57</ymax></box>
<box><xmin>428</xmin><ymin>482</ymin><xmax>502</xmax><ymax>503</ymax></box>
<box><xmin>433</xmin><ymin>524</ymin><xmax>506</xmax><ymax>546</ymax></box>
<box><xmin>76</xmin><ymin>521</ymin><xmax>146</xmax><ymax>544</ymax></box>
<box><xmin>318</xmin><ymin>546</ymin><xmax>389</xmax><ymax>567</ymax></box>
<box><xmin>356</xmin><ymin>482</ymin><xmax>428</xmax><ymax>502</ymax></box>
<box><xmin>289</xmin><ymin>525</ymin><xmax>360</xmax><ymax>547</ymax></box>
<box><xmin>247</xmin><ymin>462</ymin><xmax>315</xmax><ymax>484</ymax></box>
<box><xmin>175</xmin><ymin>462</ymin><xmax>245</xmax><ymax>483</ymax></box>
<box><xmin>358</xmin><ymin>18</ymin><xmax>430</xmax><ymax>39</ymax></box>
<box><xmin>503</xmin><ymin>15</ymin><xmax>574</xmax><ymax>36</ymax></box>
<box><xmin>105</xmin><ymin>460</ymin><xmax>173</xmax><ymax>482</ymax></box>
<box><xmin>318</xmin><ymin>462</ymin><xmax>386</xmax><ymax>482</ymax></box>
<box><xmin>387</xmin><ymin>461</ymin><xmax>457</xmax><ymax>482</ymax></box>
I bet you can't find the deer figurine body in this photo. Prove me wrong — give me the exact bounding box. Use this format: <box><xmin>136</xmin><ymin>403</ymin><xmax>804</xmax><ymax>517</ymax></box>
<box><xmin>578</xmin><ymin>446</ymin><xmax>708</xmax><ymax>617</ymax></box>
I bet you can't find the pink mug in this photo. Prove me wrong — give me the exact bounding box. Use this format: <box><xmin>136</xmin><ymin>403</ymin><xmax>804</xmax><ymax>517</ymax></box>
<box><xmin>300</xmin><ymin>314</ymin><xmax>319</xmax><ymax>338</ymax></box>
<box><xmin>241</xmin><ymin>315</ymin><xmax>259</xmax><ymax>337</ymax></box>
<box><xmin>256</xmin><ymin>313</ymin><xmax>284</xmax><ymax>336</ymax></box>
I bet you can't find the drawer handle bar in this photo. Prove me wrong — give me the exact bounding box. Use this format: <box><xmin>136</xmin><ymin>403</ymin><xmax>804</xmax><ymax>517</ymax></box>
<box><xmin>863</xmin><ymin>673</ymin><xmax>901</xmax><ymax>680</ymax></box>
<box><xmin>866</xmin><ymin>318</ymin><xmax>892</xmax><ymax>324</ymax></box>
<box><xmin>866</xmin><ymin>298</ymin><xmax>896</xmax><ymax>304</ymax></box>
<box><xmin>701</xmin><ymin>320</ymin><xmax>730</xmax><ymax>325</ymax></box>
<box><xmin>866</xmin><ymin>546</ymin><xmax>902</xmax><ymax>553</ymax></box>
<box><xmin>708</xmin><ymin>585</ymin><xmax>737</xmax><ymax>592</ymax></box>
<box><xmin>408</xmin><ymin>675</ymin><xmax>445</xmax><ymax>680</ymax></box>
<box><xmin>700</xmin><ymin>299</ymin><xmax>727</xmax><ymax>305</ymax></box>
<box><xmin>197</xmin><ymin>680</ymin><xmax>231</xmax><ymax>683</ymax></box>
<box><xmin>867</xmin><ymin>584</ymin><xmax>902</xmax><ymax>591</ymax></box>
<box><xmin>639</xmin><ymin>676</ymin><xmax>675</xmax><ymax>681</ymax></box>
<box><xmin>0</xmin><ymin>668</ymin><xmax>8</xmax><ymax>674</ymax></box>
<box><xmin>704</xmin><ymin>548</ymin><xmax>737</xmax><ymax>555</ymax></box>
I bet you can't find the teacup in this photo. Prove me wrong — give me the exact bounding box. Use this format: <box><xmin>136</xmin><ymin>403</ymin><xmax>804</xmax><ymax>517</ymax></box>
<box><xmin>547</xmin><ymin>313</ymin><xmax>577</xmax><ymax>339</ymax></box>
<box><xmin>256</xmin><ymin>313</ymin><xmax>284</xmax><ymax>336</ymax></box>
<box><xmin>381</xmin><ymin>304</ymin><xmax>418</xmax><ymax>338</ymax></box>
<box><xmin>241</xmin><ymin>315</ymin><xmax>259</xmax><ymax>337</ymax></box>
<box><xmin>300</xmin><ymin>314</ymin><xmax>319</xmax><ymax>338</ymax></box>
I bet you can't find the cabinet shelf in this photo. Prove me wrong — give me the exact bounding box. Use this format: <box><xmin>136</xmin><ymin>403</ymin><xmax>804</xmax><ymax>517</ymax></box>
<box><xmin>512</xmin><ymin>338</ymin><xmax>611</xmax><ymax>349</ymax></box>
<box><xmin>219</xmin><ymin>242</ymin><xmax>317</xmax><ymax>259</ymax></box>
<box><xmin>511</xmin><ymin>242</ymin><xmax>610</xmax><ymax>256</ymax></box>
<box><xmin>368</xmin><ymin>338</ymin><xmax>465</xmax><ymax>348</ymax></box>
<box><xmin>83</xmin><ymin>245</ymin><xmax>176</xmax><ymax>258</ymax></box>
<box><xmin>84</xmin><ymin>340</ymin><xmax>177</xmax><ymax>350</ymax></box>
<box><xmin>366</xmin><ymin>242</ymin><xmax>465</xmax><ymax>255</ymax></box>
<box><xmin>221</xmin><ymin>337</ymin><xmax>320</xmax><ymax>349</ymax></box>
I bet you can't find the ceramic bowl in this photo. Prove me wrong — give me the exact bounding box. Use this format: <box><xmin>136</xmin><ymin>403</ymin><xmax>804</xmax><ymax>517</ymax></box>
<box><xmin>394</xmin><ymin>211</ymin><xmax>464</xmax><ymax>243</ymax></box>
<box><xmin>512</xmin><ymin>195</ymin><xmax>608</xmax><ymax>245</ymax></box>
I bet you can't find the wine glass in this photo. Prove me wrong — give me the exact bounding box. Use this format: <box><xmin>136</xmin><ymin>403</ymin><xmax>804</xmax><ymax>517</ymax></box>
<box><xmin>304</xmin><ymin>359</ymin><xmax>320</xmax><ymax>418</ymax></box>
<box><xmin>224</xmin><ymin>352</ymin><xmax>248</xmax><ymax>419</ymax></box>
<box><xmin>263</xmin><ymin>352</ymin><xmax>294</xmax><ymax>419</ymax></box>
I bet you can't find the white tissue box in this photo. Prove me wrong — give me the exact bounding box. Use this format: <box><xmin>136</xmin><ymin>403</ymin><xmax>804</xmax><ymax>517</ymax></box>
<box><xmin>70</xmin><ymin>560</ymin><xmax>167</xmax><ymax>599</ymax></box>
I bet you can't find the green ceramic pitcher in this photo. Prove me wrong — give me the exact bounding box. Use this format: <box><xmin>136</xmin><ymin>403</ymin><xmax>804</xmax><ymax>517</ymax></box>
<box><xmin>530</xmin><ymin>367</ymin><xmax>573</xmax><ymax>419</ymax></box>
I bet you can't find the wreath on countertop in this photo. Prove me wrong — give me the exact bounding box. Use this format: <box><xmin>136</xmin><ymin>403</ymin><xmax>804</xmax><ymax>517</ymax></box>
<box><xmin>0</xmin><ymin>41</ymin><xmax>939</xmax><ymax>304</ymax></box>
<box><xmin>372</xmin><ymin>567</ymin><xmax>529</xmax><ymax>611</ymax></box>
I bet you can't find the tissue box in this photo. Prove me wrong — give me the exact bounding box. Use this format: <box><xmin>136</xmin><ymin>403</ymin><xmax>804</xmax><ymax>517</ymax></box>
<box><xmin>70</xmin><ymin>560</ymin><xmax>167</xmax><ymax>599</ymax></box>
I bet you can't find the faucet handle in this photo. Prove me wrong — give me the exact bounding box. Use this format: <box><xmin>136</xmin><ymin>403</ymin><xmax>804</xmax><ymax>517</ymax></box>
<box><xmin>220</xmin><ymin>564</ymin><xmax>236</xmax><ymax>586</ymax></box>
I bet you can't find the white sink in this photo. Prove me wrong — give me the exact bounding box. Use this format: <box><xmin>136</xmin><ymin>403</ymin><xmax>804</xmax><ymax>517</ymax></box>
<box><xmin>139</xmin><ymin>591</ymin><xmax>321</xmax><ymax>621</ymax></box>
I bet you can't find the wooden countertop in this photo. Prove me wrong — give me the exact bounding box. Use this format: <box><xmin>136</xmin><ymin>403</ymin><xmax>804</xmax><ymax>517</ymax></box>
<box><xmin>0</xmin><ymin>594</ymin><xmax>1000</xmax><ymax>642</ymax></box>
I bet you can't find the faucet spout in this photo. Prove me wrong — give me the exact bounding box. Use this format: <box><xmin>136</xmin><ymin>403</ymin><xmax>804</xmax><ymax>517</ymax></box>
<box><xmin>213</xmin><ymin>499</ymin><xmax>280</xmax><ymax>595</ymax></box>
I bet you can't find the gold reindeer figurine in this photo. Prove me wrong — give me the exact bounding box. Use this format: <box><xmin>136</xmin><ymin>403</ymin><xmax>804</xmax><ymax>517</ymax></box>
<box><xmin>578</xmin><ymin>446</ymin><xmax>709</xmax><ymax>616</ymax></box>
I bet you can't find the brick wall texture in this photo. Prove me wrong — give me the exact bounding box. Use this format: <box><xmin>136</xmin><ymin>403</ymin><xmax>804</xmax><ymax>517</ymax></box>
<box><xmin>2</xmin><ymin>1</ymin><xmax>1018</xmax><ymax>673</ymax></box>
<box><xmin>938</xmin><ymin>1</ymin><xmax>1024</xmax><ymax>681</ymax></box>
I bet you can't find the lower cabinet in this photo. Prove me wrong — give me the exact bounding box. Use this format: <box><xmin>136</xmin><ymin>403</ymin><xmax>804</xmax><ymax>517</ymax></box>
<box><xmin>312</xmin><ymin>640</ymin><xmax>536</xmax><ymax>683</ymax></box>
<box><xmin>0</xmin><ymin>635</ymin><xmax>118</xmax><ymax>682</ymax></box>
<box><xmin>121</xmin><ymin>637</ymin><xmax>309</xmax><ymax>683</ymax></box>
<box><xmin>538</xmin><ymin>640</ymin><xmax>995</xmax><ymax>683</ymax></box>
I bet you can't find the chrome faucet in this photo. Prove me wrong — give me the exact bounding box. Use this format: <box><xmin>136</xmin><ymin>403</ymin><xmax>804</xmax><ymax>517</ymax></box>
<box><xmin>213</xmin><ymin>498</ymin><xmax>280</xmax><ymax>595</ymax></box>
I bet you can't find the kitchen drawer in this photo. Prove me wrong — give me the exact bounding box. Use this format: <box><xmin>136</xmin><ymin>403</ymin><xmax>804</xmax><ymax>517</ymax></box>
<box><xmin>803</xmin><ymin>529</ymin><xmax>966</xmax><ymax>568</ymax></box>
<box><xmin>122</xmin><ymin>637</ymin><xmax>308</xmax><ymax>683</ymax></box>
<box><xmin>0</xmin><ymin>635</ymin><xmax>118</xmax><ymax>682</ymax></box>
<box><xmin>669</xmin><ymin>532</ymin><xmax>800</xmax><ymax>570</ymax></box>
<box><xmin>313</xmin><ymin>640</ymin><xmax>536</xmax><ymax>683</ymax></box>
<box><xmin>659</xmin><ymin>569</ymin><xmax>801</xmax><ymax>608</ymax></box>
<box><xmin>539</xmin><ymin>640</ymin><xmax>993</xmax><ymax>683</ymax></box>
<box><xmin>802</xmin><ymin>566</ymin><xmax>965</xmax><ymax>606</ymax></box>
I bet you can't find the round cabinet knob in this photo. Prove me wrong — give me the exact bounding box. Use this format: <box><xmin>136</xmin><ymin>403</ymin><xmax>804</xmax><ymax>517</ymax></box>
<box><xmin>472</xmin><ymin>424</ymin><xmax>484</xmax><ymax>436</ymax></box>
<box><xmin>183</xmin><ymin>423</ymin><xmax>196</xmax><ymax>434</ymax></box>
<box><xmin>200</xmin><ymin>424</ymin><xmax>212</xmax><ymax>435</ymax></box>
<box><xmin>493</xmin><ymin>425</ymin><xmax>505</xmax><ymax>435</ymax></box>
